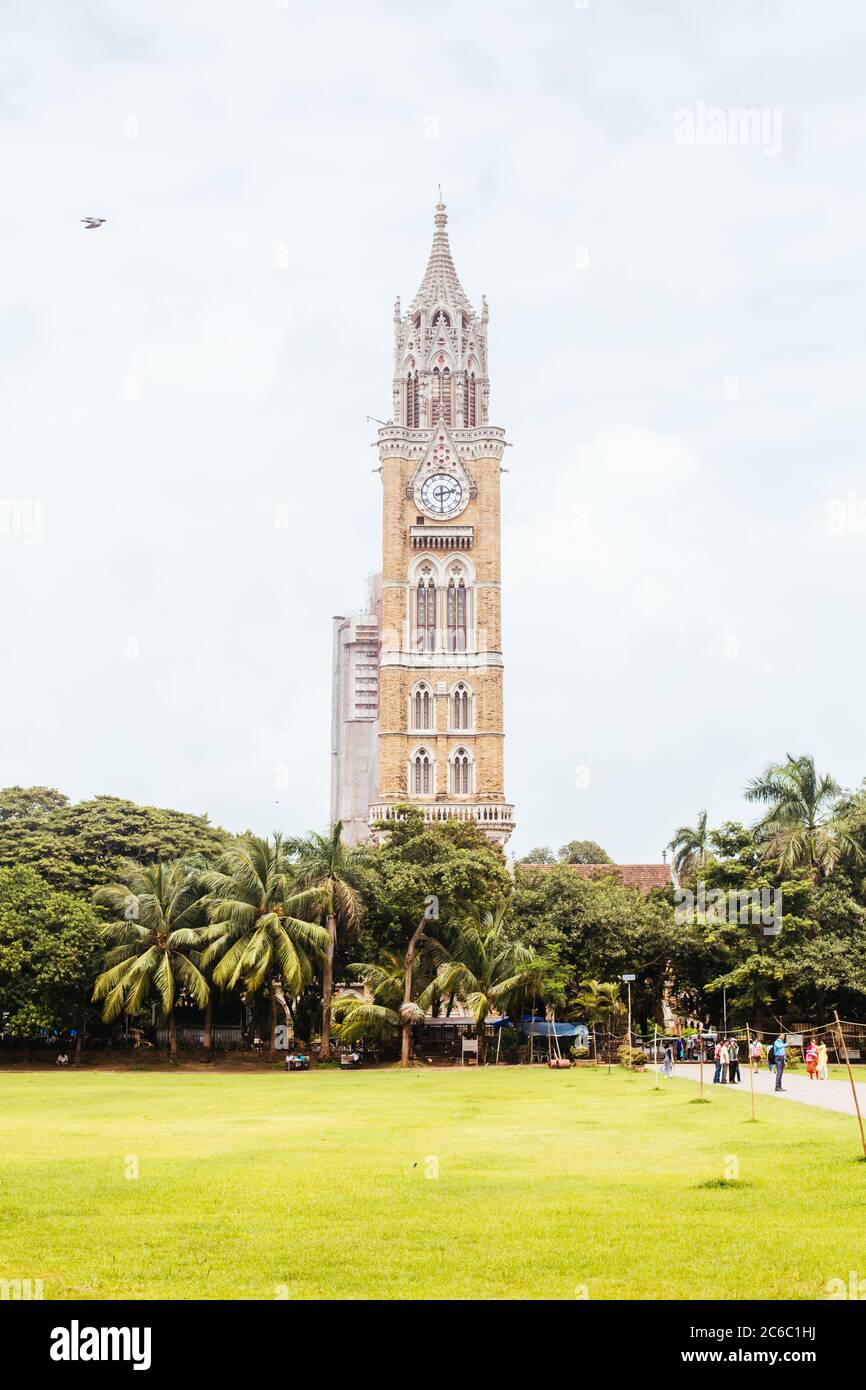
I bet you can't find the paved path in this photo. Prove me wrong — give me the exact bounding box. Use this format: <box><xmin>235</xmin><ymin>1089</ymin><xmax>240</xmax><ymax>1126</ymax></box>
<box><xmin>651</xmin><ymin>1062</ymin><xmax>866</xmax><ymax>1120</ymax></box>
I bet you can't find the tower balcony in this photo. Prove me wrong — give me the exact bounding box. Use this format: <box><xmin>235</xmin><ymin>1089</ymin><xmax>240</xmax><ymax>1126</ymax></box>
<box><xmin>409</xmin><ymin>524</ymin><xmax>473</xmax><ymax>550</ymax></box>
<box><xmin>369</xmin><ymin>800</ymin><xmax>515</xmax><ymax>845</ymax></box>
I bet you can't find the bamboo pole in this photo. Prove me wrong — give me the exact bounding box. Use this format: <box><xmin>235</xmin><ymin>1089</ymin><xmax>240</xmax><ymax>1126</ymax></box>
<box><xmin>834</xmin><ymin>1010</ymin><xmax>866</xmax><ymax>1159</ymax></box>
<box><xmin>699</xmin><ymin>1033</ymin><xmax>704</xmax><ymax>1098</ymax></box>
<box><xmin>746</xmin><ymin>1023</ymin><xmax>756</xmax><ymax>1122</ymax></box>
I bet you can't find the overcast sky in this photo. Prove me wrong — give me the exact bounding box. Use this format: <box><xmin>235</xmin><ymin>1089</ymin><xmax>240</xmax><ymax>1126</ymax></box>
<box><xmin>2</xmin><ymin>0</ymin><xmax>864</xmax><ymax>861</ymax></box>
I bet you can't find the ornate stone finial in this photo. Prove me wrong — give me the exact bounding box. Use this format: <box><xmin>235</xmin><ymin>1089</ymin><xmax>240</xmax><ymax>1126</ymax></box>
<box><xmin>394</xmin><ymin>294</ymin><xmax>401</xmax><ymax>320</ymax></box>
<box><xmin>481</xmin><ymin>294</ymin><xmax>489</xmax><ymax>321</ymax></box>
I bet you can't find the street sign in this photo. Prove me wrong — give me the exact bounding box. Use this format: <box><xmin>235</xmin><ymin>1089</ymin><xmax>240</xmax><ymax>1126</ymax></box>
<box><xmin>622</xmin><ymin>974</ymin><xmax>636</xmax><ymax>982</ymax></box>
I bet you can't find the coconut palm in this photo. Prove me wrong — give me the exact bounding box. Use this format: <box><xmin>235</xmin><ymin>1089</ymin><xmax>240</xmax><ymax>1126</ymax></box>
<box><xmin>428</xmin><ymin>904</ymin><xmax>541</xmax><ymax>1065</ymax></box>
<box><xmin>287</xmin><ymin>822</ymin><xmax>366</xmax><ymax>1061</ymax></box>
<box><xmin>668</xmin><ymin>810</ymin><xmax>710</xmax><ymax>881</ymax></box>
<box><xmin>199</xmin><ymin>835</ymin><xmax>330</xmax><ymax>1060</ymax></box>
<box><xmin>332</xmin><ymin>952</ymin><xmax>405</xmax><ymax>1046</ymax></box>
<box><xmin>745</xmin><ymin>754</ymin><xmax>862</xmax><ymax>880</ymax></box>
<box><xmin>91</xmin><ymin>860</ymin><xmax>209</xmax><ymax>1059</ymax></box>
<box><xmin>569</xmin><ymin>978</ymin><xmax>624</xmax><ymax>1064</ymax></box>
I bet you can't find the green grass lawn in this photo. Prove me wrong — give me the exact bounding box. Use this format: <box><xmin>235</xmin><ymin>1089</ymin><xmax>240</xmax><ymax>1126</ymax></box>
<box><xmin>1</xmin><ymin>1065</ymin><xmax>864</xmax><ymax>1300</ymax></box>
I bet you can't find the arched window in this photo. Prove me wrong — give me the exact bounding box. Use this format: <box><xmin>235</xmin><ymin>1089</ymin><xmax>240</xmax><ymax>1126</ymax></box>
<box><xmin>413</xmin><ymin>749</ymin><xmax>433</xmax><ymax>795</ymax></box>
<box><xmin>431</xmin><ymin>367</ymin><xmax>452</xmax><ymax>426</ymax></box>
<box><xmin>452</xmin><ymin>748</ymin><xmax>471</xmax><ymax>795</ymax></box>
<box><xmin>465</xmin><ymin>372</ymin><xmax>476</xmax><ymax>428</ymax></box>
<box><xmin>452</xmin><ymin>682</ymin><xmax>470</xmax><ymax>730</ymax></box>
<box><xmin>406</xmin><ymin>371</ymin><xmax>419</xmax><ymax>428</ymax></box>
<box><xmin>416</xmin><ymin>578</ymin><xmax>436</xmax><ymax>652</ymax></box>
<box><xmin>447</xmin><ymin>578</ymin><xmax>467</xmax><ymax>653</ymax></box>
<box><xmin>412</xmin><ymin>683</ymin><xmax>433</xmax><ymax>731</ymax></box>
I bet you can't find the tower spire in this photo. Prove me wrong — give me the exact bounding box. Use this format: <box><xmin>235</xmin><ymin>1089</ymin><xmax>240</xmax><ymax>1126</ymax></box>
<box><xmin>408</xmin><ymin>198</ymin><xmax>473</xmax><ymax>317</ymax></box>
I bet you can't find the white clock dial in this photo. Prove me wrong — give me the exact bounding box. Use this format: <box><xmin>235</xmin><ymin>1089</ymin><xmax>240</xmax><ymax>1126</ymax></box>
<box><xmin>420</xmin><ymin>473</ymin><xmax>464</xmax><ymax>517</ymax></box>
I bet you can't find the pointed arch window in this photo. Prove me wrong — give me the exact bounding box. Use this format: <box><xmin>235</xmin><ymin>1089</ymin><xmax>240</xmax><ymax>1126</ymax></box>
<box><xmin>452</xmin><ymin>748</ymin><xmax>471</xmax><ymax>795</ymax></box>
<box><xmin>413</xmin><ymin>749</ymin><xmax>433</xmax><ymax>795</ymax></box>
<box><xmin>466</xmin><ymin>372</ymin><xmax>477</xmax><ymax>428</ymax></box>
<box><xmin>412</xmin><ymin>683</ymin><xmax>433</xmax><ymax>731</ymax></box>
<box><xmin>406</xmin><ymin>371</ymin><xmax>419</xmax><ymax>428</ymax></box>
<box><xmin>452</xmin><ymin>682</ymin><xmax>470</xmax><ymax>730</ymax></box>
<box><xmin>431</xmin><ymin>367</ymin><xmax>452</xmax><ymax>426</ymax></box>
<box><xmin>416</xmin><ymin>578</ymin><xmax>436</xmax><ymax>652</ymax></box>
<box><xmin>447</xmin><ymin>578</ymin><xmax>467</xmax><ymax>653</ymax></box>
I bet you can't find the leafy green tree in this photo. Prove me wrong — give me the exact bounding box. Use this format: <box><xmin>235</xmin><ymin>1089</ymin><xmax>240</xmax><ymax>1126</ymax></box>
<box><xmin>670</xmin><ymin>821</ymin><xmax>866</xmax><ymax>1027</ymax></box>
<box><xmin>746</xmin><ymin>754</ymin><xmax>861</xmax><ymax>880</ymax></box>
<box><xmin>0</xmin><ymin>789</ymin><xmax>231</xmax><ymax>893</ymax></box>
<box><xmin>558</xmin><ymin>839</ymin><xmax>612</xmax><ymax>865</ymax></box>
<box><xmin>513</xmin><ymin>863</ymin><xmax>675</xmax><ymax>1031</ymax></box>
<box><xmin>0</xmin><ymin>786</ymin><xmax>69</xmax><ymax>821</ymax></box>
<box><xmin>0</xmin><ymin>865</ymin><xmax>102</xmax><ymax>1044</ymax></box>
<box><xmin>517</xmin><ymin>846</ymin><xmax>556</xmax><ymax>865</ymax></box>
<box><xmin>200</xmin><ymin>836</ymin><xmax>329</xmax><ymax>1060</ymax></box>
<box><xmin>668</xmin><ymin>810</ymin><xmax>711</xmax><ymax>881</ymax></box>
<box><xmin>360</xmin><ymin>809</ymin><xmax>511</xmax><ymax>960</ymax></box>
<box><xmin>92</xmin><ymin>860</ymin><xmax>210</xmax><ymax>1059</ymax></box>
<box><xmin>288</xmin><ymin>822</ymin><xmax>366</xmax><ymax>1061</ymax></box>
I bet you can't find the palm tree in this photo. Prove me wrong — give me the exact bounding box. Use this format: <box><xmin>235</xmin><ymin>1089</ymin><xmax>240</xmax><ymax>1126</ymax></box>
<box><xmin>332</xmin><ymin>952</ymin><xmax>405</xmax><ymax>1047</ymax></box>
<box><xmin>428</xmin><ymin>904</ymin><xmax>541</xmax><ymax>1065</ymax></box>
<box><xmin>91</xmin><ymin>860</ymin><xmax>209</xmax><ymax>1060</ymax></box>
<box><xmin>200</xmin><ymin>835</ymin><xmax>330</xmax><ymax>1061</ymax></box>
<box><xmin>745</xmin><ymin>754</ymin><xmax>862</xmax><ymax>880</ymax></box>
<box><xmin>569</xmin><ymin>979</ymin><xmax>624</xmax><ymax>1065</ymax></box>
<box><xmin>668</xmin><ymin>810</ymin><xmax>710</xmax><ymax>881</ymax></box>
<box><xmin>288</xmin><ymin>822</ymin><xmax>366</xmax><ymax>1062</ymax></box>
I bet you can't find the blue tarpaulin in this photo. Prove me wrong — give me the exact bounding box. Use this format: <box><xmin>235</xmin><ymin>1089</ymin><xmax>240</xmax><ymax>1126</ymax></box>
<box><xmin>519</xmin><ymin>1018</ymin><xmax>588</xmax><ymax>1041</ymax></box>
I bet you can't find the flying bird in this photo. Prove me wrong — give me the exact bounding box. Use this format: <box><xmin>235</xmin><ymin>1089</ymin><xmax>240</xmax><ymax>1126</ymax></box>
<box><xmin>81</xmin><ymin>218</ymin><xmax>106</xmax><ymax>230</ymax></box>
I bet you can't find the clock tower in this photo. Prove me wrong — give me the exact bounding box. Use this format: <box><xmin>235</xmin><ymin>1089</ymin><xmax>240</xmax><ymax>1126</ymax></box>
<box><xmin>369</xmin><ymin>201</ymin><xmax>514</xmax><ymax>846</ymax></box>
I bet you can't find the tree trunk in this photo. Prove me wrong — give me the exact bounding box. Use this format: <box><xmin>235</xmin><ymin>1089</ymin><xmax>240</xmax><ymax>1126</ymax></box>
<box><xmin>74</xmin><ymin>997</ymin><xmax>85</xmax><ymax>1065</ymax></box>
<box><xmin>319</xmin><ymin>913</ymin><xmax>337</xmax><ymax>1061</ymax></box>
<box><xmin>477</xmin><ymin>1021</ymin><xmax>487</xmax><ymax>1066</ymax></box>
<box><xmin>169</xmin><ymin>1012</ymin><xmax>177</xmax><ymax>1062</ymax></box>
<box><xmin>268</xmin><ymin>981</ymin><xmax>277</xmax><ymax>1063</ymax></box>
<box><xmin>203</xmin><ymin>997</ymin><xmax>213</xmax><ymax>1060</ymax></box>
<box><xmin>401</xmin><ymin>913</ymin><xmax>427</xmax><ymax>1068</ymax></box>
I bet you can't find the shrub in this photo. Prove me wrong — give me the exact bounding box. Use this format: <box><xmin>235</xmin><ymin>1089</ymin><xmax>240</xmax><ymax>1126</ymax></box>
<box><xmin>570</xmin><ymin>1045</ymin><xmax>590</xmax><ymax>1060</ymax></box>
<box><xmin>618</xmin><ymin>1045</ymin><xmax>647</xmax><ymax>1070</ymax></box>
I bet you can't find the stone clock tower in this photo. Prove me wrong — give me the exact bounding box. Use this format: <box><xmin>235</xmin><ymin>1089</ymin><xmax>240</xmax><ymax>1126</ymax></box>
<box><xmin>367</xmin><ymin>201</ymin><xmax>514</xmax><ymax>846</ymax></box>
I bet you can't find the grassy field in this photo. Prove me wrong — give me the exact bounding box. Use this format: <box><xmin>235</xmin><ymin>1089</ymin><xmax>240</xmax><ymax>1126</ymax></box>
<box><xmin>1</xmin><ymin>1065</ymin><xmax>864</xmax><ymax>1300</ymax></box>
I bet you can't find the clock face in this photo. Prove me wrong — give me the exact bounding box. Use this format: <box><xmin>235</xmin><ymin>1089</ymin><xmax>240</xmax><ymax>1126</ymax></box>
<box><xmin>420</xmin><ymin>472</ymin><xmax>464</xmax><ymax>517</ymax></box>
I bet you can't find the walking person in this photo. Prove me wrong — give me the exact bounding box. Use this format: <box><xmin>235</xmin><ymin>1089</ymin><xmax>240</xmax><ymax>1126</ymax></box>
<box><xmin>728</xmin><ymin>1038</ymin><xmax>740</xmax><ymax>1085</ymax></box>
<box><xmin>750</xmin><ymin>1037</ymin><xmax>762</xmax><ymax>1073</ymax></box>
<box><xmin>662</xmin><ymin>1041</ymin><xmax>674</xmax><ymax>1077</ymax></box>
<box><xmin>817</xmin><ymin>1040</ymin><xmax>829</xmax><ymax>1081</ymax></box>
<box><xmin>773</xmin><ymin>1033</ymin><xmax>788</xmax><ymax>1091</ymax></box>
<box><xmin>767</xmin><ymin>1039</ymin><xmax>776</xmax><ymax>1075</ymax></box>
<box><xmin>805</xmin><ymin>1041</ymin><xmax>818</xmax><ymax>1080</ymax></box>
<box><xmin>713</xmin><ymin>1039</ymin><xmax>722</xmax><ymax>1084</ymax></box>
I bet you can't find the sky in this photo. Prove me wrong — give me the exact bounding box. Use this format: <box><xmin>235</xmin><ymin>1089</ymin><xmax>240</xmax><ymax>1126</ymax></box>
<box><xmin>1</xmin><ymin>0</ymin><xmax>864</xmax><ymax>861</ymax></box>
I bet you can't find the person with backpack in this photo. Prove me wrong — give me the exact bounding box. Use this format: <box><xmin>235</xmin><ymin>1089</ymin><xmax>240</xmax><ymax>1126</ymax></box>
<box><xmin>773</xmin><ymin>1033</ymin><xmax>788</xmax><ymax>1091</ymax></box>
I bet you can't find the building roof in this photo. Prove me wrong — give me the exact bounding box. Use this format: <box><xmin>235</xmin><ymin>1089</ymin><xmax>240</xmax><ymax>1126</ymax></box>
<box><xmin>408</xmin><ymin>202</ymin><xmax>474</xmax><ymax>317</ymax></box>
<box><xmin>517</xmin><ymin>862</ymin><xmax>671</xmax><ymax>893</ymax></box>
